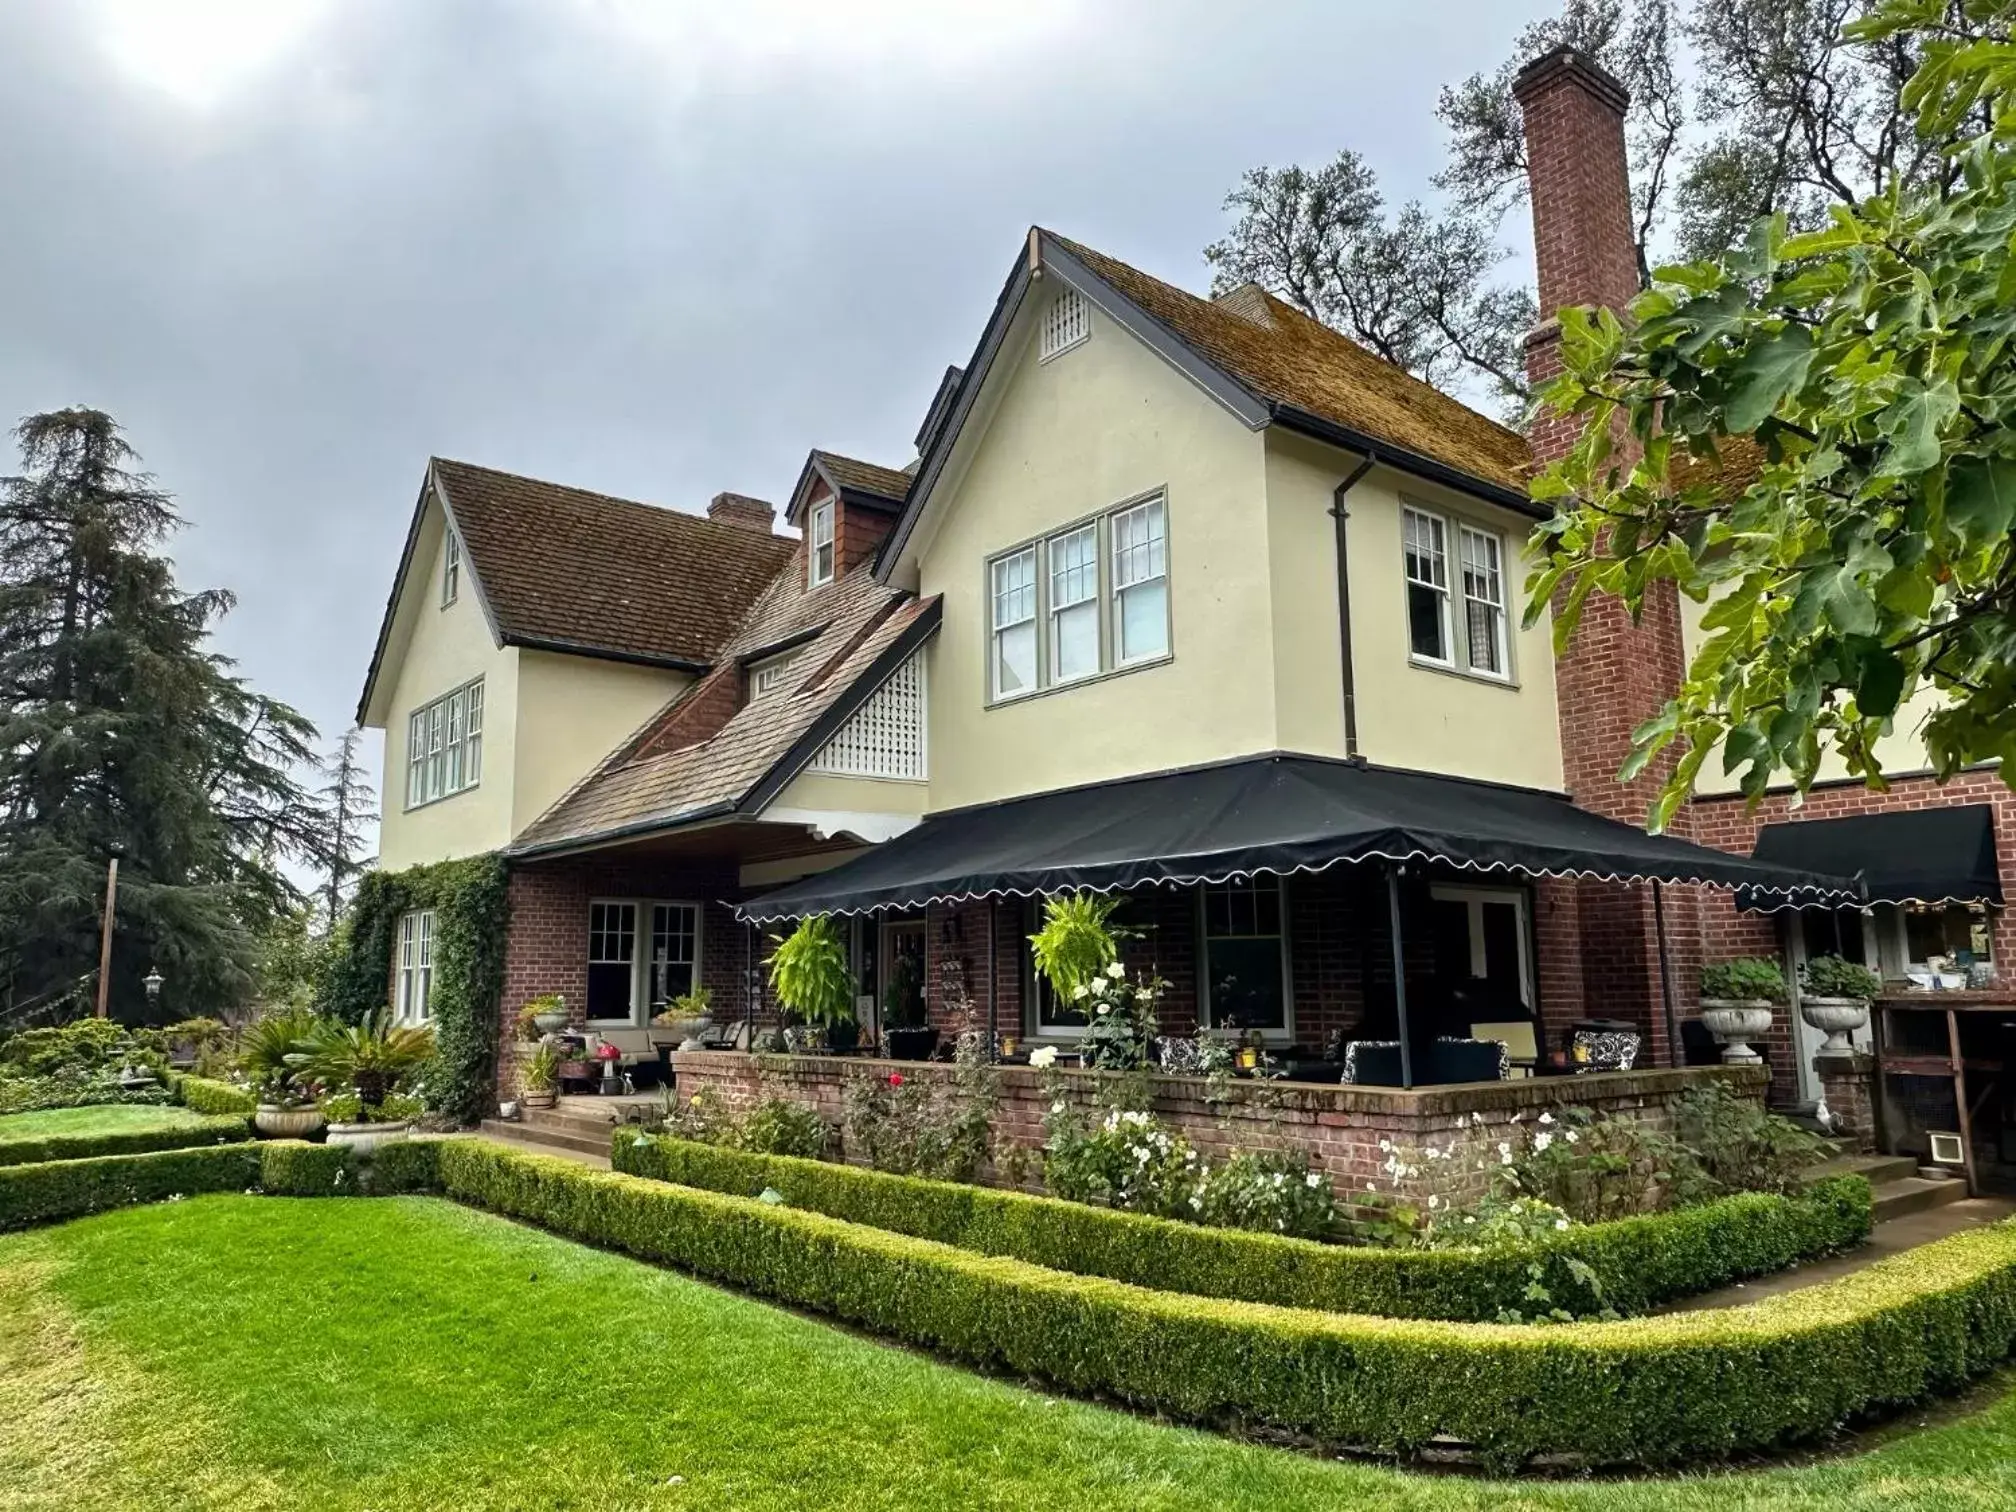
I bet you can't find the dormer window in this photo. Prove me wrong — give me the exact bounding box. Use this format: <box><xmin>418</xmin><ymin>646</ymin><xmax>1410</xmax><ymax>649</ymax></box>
<box><xmin>1040</xmin><ymin>287</ymin><xmax>1089</xmax><ymax>361</ymax></box>
<box><xmin>441</xmin><ymin>529</ymin><xmax>461</xmax><ymax>608</ymax></box>
<box><xmin>809</xmin><ymin>500</ymin><xmax>835</xmax><ymax>587</ymax></box>
<box><xmin>751</xmin><ymin>652</ymin><xmax>799</xmax><ymax>700</ymax></box>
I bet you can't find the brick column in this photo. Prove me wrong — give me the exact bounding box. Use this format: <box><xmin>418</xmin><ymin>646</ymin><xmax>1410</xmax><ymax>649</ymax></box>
<box><xmin>1517</xmin><ymin>45</ymin><xmax>1697</xmax><ymax>1064</ymax></box>
<box><xmin>1816</xmin><ymin>1051</ymin><xmax>1878</xmax><ymax>1153</ymax></box>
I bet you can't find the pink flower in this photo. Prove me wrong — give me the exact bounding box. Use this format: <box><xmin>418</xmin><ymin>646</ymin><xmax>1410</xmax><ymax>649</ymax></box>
<box><xmin>888</xmin><ymin>1073</ymin><xmax>905</xmax><ymax>1087</ymax></box>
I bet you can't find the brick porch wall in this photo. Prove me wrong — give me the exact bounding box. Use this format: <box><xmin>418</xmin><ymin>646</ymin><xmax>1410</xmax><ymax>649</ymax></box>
<box><xmin>668</xmin><ymin>1049</ymin><xmax>1763</xmax><ymax>1205</ymax></box>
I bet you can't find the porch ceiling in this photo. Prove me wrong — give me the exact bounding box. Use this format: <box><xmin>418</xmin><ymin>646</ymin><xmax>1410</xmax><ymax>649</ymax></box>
<box><xmin>734</xmin><ymin>753</ymin><xmax>1864</xmax><ymax>921</ymax></box>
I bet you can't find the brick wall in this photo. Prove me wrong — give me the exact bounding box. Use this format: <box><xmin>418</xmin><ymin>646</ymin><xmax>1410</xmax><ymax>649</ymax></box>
<box><xmin>668</xmin><ymin>1049</ymin><xmax>1762</xmax><ymax>1205</ymax></box>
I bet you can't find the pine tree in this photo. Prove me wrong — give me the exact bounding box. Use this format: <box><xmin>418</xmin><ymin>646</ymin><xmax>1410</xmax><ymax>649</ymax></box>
<box><xmin>0</xmin><ymin>408</ymin><xmax>320</xmax><ymax>1021</ymax></box>
<box><xmin>314</xmin><ymin>726</ymin><xmax>375</xmax><ymax>927</ymax></box>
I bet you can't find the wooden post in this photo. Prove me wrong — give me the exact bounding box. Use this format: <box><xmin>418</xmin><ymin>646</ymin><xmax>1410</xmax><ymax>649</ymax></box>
<box><xmin>1385</xmin><ymin>864</ymin><xmax>1415</xmax><ymax>1090</ymax></box>
<box><xmin>94</xmin><ymin>856</ymin><xmax>119</xmax><ymax>1019</ymax></box>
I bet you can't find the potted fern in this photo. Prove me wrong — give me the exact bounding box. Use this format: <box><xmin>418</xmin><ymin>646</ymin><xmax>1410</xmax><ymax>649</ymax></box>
<box><xmin>1800</xmin><ymin>954</ymin><xmax>1882</xmax><ymax>1056</ymax></box>
<box><xmin>1699</xmin><ymin>958</ymin><xmax>1788</xmax><ymax>1064</ymax></box>
<box><xmin>769</xmin><ymin>916</ymin><xmax>859</xmax><ymax>1053</ymax></box>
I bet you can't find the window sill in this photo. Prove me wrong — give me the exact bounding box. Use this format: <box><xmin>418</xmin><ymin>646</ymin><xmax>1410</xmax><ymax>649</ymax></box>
<box><xmin>1406</xmin><ymin>656</ymin><xmax>1518</xmax><ymax>692</ymax></box>
<box><xmin>402</xmin><ymin>784</ymin><xmax>480</xmax><ymax>815</ymax></box>
<box><xmin>987</xmin><ymin>652</ymin><xmax>1172</xmax><ymax>711</ymax></box>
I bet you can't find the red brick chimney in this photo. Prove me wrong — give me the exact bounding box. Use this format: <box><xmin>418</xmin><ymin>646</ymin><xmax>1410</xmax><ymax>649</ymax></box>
<box><xmin>708</xmin><ymin>492</ymin><xmax>776</xmax><ymax>533</ymax></box>
<box><xmin>1517</xmin><ymin>44</ymin><xmax>1698</xmax><ymax>1062</ymax></box>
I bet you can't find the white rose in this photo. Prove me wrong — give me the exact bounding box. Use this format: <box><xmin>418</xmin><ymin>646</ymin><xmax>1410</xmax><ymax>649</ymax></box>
<box><xmin>1554</xmin><ymin>1219</ymin><xmax>1570</xmax><ymax>1231</ymax></box>
<box><xmin>1105</xmin><ymin>961</ymin><xmax>1126</xmax><ymax>979</ymax></box>
<box><xmin>1029</xmin><ymin>1045</ymin><xmax>1057</xmax><ymax>1069</ymax></box>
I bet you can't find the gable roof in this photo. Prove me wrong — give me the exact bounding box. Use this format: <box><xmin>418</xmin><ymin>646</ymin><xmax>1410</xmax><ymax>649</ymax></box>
<box><xmin>786</xmin><ymin>449</ymin><xmax>912</xmax><ymax>527</ymax></box>
<box><xmin>356</xmin><ymin>458</ymin><xmax>797</xmax><ymax>722</ymax></box>
<box><xmin>509</xmin><ymin>554</ymin><xmax>940</xmax><ymax>858</ymax></box>
<box><xmin>877</xmin><ymin>228</ymin><xmax>1538</xmax><ymax>582</ymax></box>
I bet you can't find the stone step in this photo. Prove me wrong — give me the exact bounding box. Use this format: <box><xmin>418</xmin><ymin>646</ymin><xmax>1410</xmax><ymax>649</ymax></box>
<box><xmin>1871</xmin><ymin>1174</ymin><xmax>1969</xmax><ymax>1225</ymax></box>
<box><xmin>477</xmin><ymin>1118</ymin><xmax>611</xmax><ymax>1159</ymax></box>
<box><xmin>523</xmin><ymin>1106</ymin><xmax>627</xmax><ymax>1140</ymax></box>
<box><xmin>1807</xmin><ymin>1153</ymin><xmax>1921</xmax><ymax>1189</ymax></box>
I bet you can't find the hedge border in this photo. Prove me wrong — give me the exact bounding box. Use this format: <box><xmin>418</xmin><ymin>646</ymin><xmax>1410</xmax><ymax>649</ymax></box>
<box><xmin>0</xmin><ymin>1113</ymin><xmax>252</xmax><ymax>1168</ymax></box>
<box><xmin>440</xmin><ymin>1141</ymin><xmax>2016</xmax><ymax>1469</ymax></box>
<box><xmin>610</xmin><ymin>1131</ymin><xmax>1873</xmax><ymax>1320</ymax></box>
<box><xmin>174</xmin><ymin>1075</ymin><xmax>258</xmax><ymax>1117</ymax></box>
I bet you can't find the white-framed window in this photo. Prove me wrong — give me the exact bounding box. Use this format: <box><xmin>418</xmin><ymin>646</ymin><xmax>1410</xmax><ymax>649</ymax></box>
<box><xmin>404</xmin><ymin>678</ymin><xmax>483</xmax><ymax>810</ymax></box>
<box><xmin>1458</xmin><ymin>525</ymin><xmax>1508</xmax><ymax>679</ymax></box>
<box><xmin>1200</xmin><ymin>877</ymin><xmax>1290</xmax><ymax>1036</ymax></box>
<box><xmin>1406</xmin><ymin>505</ymin><xmax>1512</xmax><ymax>679</ymax></box>
<box><xmin>396</xmin><ymin>910</ymin><xmax>435</xmax><ymax>1023</ymax></box>
<box><xmin>809</xmin><ymin>499</ymin><xmax>836</xmax><ymax>587</ymax></box>
<box><xmin>990</xmin><ymin>546</ymin><xmax>1038</xmax><ymax>700</ymax></box>
<box><xmin>441</xmin><ymin>529</ymin><xmax>461</xmax><ymax>608</ymax></box>
<box><xmin>586</xmin><ymin>899</ymin><xmax>702</xmax><ymax>1024</ymax></box>
<box><xmin>1111</xmin><ymin>497</ymin><xmax>1169</xmax><ymax>665</ymax></box>
<box><xmin>1040</xmin><ymin>287</ymin><xmax>1090</xmax><ymax>361</ymax></box>
<box><xmin>1403</xmin><ymin>507</ymin><xmax>1452</xmax><ymax>666</ymax></box>
<box><xmin>986</xmin><ymin>493</ymin><xmax>1171</xmax><ymax>704</ymax></box>
<box><xmin>810</xmin><ymin>652</ymin><xmax>927</xmax><ymax>781</ymax></box>
<box><xmin>751</xmin><ymin>652</ymin><xmax>799</xmax><ymax>699</ymax></box>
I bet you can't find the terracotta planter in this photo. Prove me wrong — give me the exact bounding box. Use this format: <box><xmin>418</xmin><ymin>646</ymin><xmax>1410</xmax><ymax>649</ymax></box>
<box><xmin>254</xmin><ymin>1103</ymin><xmax>326</xmax><ymax>1139</ymax></box>
<box><xmin>1699</xmin><ymin>999</ymin><xmax>1776</xmax><ymax>1064</ymax></box>
<box><xmin>325</xmin><ymin>1120</ymin><xmax>410</xmax><ymax>1154</ymax></box>
<box><xmin>1800</xmin><ymin>996</ymin><xmax>1871</xmax><ymax>1056</ymax></box>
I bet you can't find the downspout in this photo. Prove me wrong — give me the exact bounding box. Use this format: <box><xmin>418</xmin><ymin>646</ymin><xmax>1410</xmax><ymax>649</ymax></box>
<box><xmin>1331</xmin><ymin>454</ymin><xmax>1377</xmax><ymax>761</ymax></box>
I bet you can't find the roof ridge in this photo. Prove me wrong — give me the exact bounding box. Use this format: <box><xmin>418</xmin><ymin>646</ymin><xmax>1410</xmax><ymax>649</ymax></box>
<box><xmin>431</xmin><ymin>456</ymin><xmax>792</xmax><ymax>545</ymax></box>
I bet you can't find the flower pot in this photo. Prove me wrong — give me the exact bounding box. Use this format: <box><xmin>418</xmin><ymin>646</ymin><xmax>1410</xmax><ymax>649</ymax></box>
<box><xmin>883</xmin><ymin>1026</ymin><xmax>939</xmax><ymax>1061</ymax></box>
<box><xmin>325</xmin><ymin>1120</ymin><xmax>410</xmax><ymax>1154</ymax></box>
<box><xmin>521</xmin><ymin>1088</ymin><xmax>556</xmax><ymax>1110</ymax></box>
<box><xmin>1800</xmin><ymin>996</ymin><xmax>1871</xmax><ymax>1056</ymax></box>
<box><xmin>655</xmin><ymin>1016</ymin><xmax>713</xmax><ymax>1051</ymax></box>
<box><xmin>532</xmin><ymin>1010</ymin><xmax>569</xmax><ymax>1035</ymax></box>
<box><xmin>1699</xmin><ymin>999</ymin><xmax>1776</xmax><ymax>1064</ymax></box>
<box><xmin>254</xmin><ymin>1103</ymin><xmax>327</xmax><ymax>1139</ymax></box>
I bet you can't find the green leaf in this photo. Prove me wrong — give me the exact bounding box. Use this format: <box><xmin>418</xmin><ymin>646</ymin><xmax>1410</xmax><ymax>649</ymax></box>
<box><xmin>1944</xmin><ymin>455</ymin><xmax>2016</xmax><ymax>547</ymax></box>
<box><xmin>1880</xmin><ymin>379</ymin><xmax>1959</xmax><ymax>476</ymax></box>
<box><xmin>1856</xmin><ymin>648</ymin><xmax>1907</xmax><ymax>718</ymax></box>
<box><xmin>1722</xmin><ymin>325</ymin><xmax>1816</xmax><ymax>432</ymax></box>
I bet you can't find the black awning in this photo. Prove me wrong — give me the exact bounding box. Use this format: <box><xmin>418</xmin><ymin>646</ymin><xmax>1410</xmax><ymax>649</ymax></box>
<box><xmin>738</xmin><ymin>754</ymin><xmax>1861</xmax><ymax>922</ymax></box>
<box><xmin>1740</xmin><ymin>804</ymin><xmax>2003</xmax><ymax>912</ymax></box>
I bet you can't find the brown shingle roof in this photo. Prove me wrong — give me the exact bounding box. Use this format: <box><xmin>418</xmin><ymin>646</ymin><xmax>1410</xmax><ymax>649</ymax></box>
<box><xmin>432</xmin><ymin>457</ymin><xmax>798</xmax><ymax>667</ymax></box>
<box><xmin>1049</xmin><ymin>232</ymin><xmax>1533</xmax><ymax>500</ymax></box>
<box><xmin>813</xmin><ymin>451</ymin><xmax>911</xmax><ymax>506</ymax></box>
<box><xmin>511</xmin><ymin>557</ymin><xmax>938</xmax><ymax>855</ymax></box>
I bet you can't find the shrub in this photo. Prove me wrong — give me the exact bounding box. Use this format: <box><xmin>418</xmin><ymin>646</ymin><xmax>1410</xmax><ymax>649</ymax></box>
<box><xmin>368</xmin><ymin>1136</ymin><xmax>445</xmax><ymax>1194</ymax></box>
<box><xmin>1702</xmin><ymin>957</ymin><xmax>1789</xmax><ymax>1002</ymax></box>
<box><xmin>258</xmin><ymin>1140</ymin><xmax>358</xmax><ymax>1196</ymax></box>
<box><xmin>1674</xmin><ymin>1080</ymin><xmax>1833</xmax><ymax>1197</ymax></box>
<box><xmin>0</xmin><ymin>1067</ymin><xmax>172</xmax><ymax>1116</ymax></box>
<box><xmin>0</xmin><ymin>1144</ymin><xmax>264</xmax><ymax>1230</ymax></box>
<box><xmin>1506</xmin><ymin>1104</ymin><xmax>1702</xmax><ymax>1221</ymax></box>
<box><xmin>0</xmin><ymin>1115</ymin><xmax>252</xmax><ymax>1168</ymax></box>
<box><xmin>1190</xmin><ymin>1149</ymin><xmax>1338</xmax><ymax>1239</ymax></box>
<box><xmin>612</xmin><ymin>1130</ymin><xmax>1870</xmax><ymax>1321</ymax></box>
<box><xmin>0</xmin><ymin>1018</ymin><xmax>130</xmax><ymax>1076</ymax></box>
<box><xmin>177</xmin><ymin>1075</ymin><xmax>258</xmax><ymax>1117</ymax></box>
<box><xmin>1803</xmin><ymin>953</ymin><xmax>1883</xmax><ymax>1001</ymax></box>
<box><xmin>842</xmin><ymin>1066</ymin><xmax>990</xmax><ymax>1182</ymax></box>
<box><xmin>1043</xmin><ymin>1106</ymin><xmax>1201</xmax><ymax>1219</ymax></box>
<box><xmin>453</xmin><ymin>1140</ymin><xmax>2013</xmax><ymax>1469</ymax></box>
<box><xmin>738</xmin><ymin>1097</ymin><xmax>829</xmax><ymax>1159</ymax></box>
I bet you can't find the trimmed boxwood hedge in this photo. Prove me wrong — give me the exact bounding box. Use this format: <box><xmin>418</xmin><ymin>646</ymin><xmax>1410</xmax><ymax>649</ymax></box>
<box><xmin>611</xmin><ymin>1131</ymin><xmax>1873</xmax><ymax>1320</ymax></box>
<box><xmin>176</xmin><ymin>1075</ymin><xmax>258</xmax><ymax>1117</ymax></box>
<box><xmin>440</xmin><ymin>1141</ymin><xmax>2016</xmax><ymax>1469</ymax></box>
<box><xmin>0</xmin><ymin>1143</ymin><xmax>264</xmax><ymax>1230</ymax></box>
<box><xmin>0</xmin><ymin>1114</ymin><xmax>252</xmax><ymax>1168</ymax></box>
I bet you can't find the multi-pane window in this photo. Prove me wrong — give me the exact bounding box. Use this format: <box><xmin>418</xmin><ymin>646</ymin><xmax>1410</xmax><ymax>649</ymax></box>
<box><xmin>1049</xmin><ymin>524</ymin><xmax>1099</xmax><ymax>683</ymax></box>
<box><xmin>1040</xmin><ymin>287</ymin><xmax>1090</xmax><ymax>361</ymax></box>
<box><xmin>987</xmin><ymin>494</ymin><xmax>1171</xmax><ymax>702</ymax></box>
<box><xmin>404</xmin><ymin>678</ymin><xmax>483</xmax><ymax>809</ymax></box>
<box><xmin>1201</xmin><ymin>878</ymin><xmax>1288</xmax><ymax>1033</ymax></box>
<box><xmin>396</xmin><ymin>910</ymin><xmax>435</xmax><ymax>1023</ymax></box>
<box><xmin>1403</xmin><ymin>508</ymin><xmax>1451</xmax><ymax>664</ymax></box>
<box><xmin>1406</xmin><ymin>505</ymin><xmax>1511</xmax><ymax>679</ymax></box>
<box><xmin>1111</xmin><ymin>498</ymin><xmax>1169</xmax><ymax>665</ymax></box>
<box><xmin>441</xmin><ymin>530</ymin><xmax>461</xmax><ymax>607</ymax></box>
<box><xmin>809</xmin><ymin>500</ymin><xmax>836</xmax><ymax>586</ymax></box>
<box><xmin>751</xmin><ymin>653</ymin><xmax>799</xmax><ymax>699</ymax></box>
<box><xmin>588</xmin><ymin>899</ymin><xmax>702</xmax><ymax>1023</ymax></box>
<box><xmin>991</xmin><ymin>547</ymin><xmax>1038</xmax><ymax>699</ymax></box>
<box><xmin>1458</xmin><ymin>526</ymin><xmax>1508</xmax><ymax>678</ymax></box>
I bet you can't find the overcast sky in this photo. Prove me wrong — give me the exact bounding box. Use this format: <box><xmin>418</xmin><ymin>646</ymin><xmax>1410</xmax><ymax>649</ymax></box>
<box><xmin>0</xmin><ymin>0</ymin><xmax>1552</xmax><ymax>853</ymax></box>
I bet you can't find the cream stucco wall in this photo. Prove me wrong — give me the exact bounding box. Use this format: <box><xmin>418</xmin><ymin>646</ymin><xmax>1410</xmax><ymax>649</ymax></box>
<box><xmin>377</xmin><ymin>513</ymin><xmax>520</xmax><ymax>871</ymax></box>
<box><xmin>1263</xmin><ymin>431</ymin><xmax>1564</xmax><ymax>791</ymax></box>
<box><xmin>1678</xmin><ymin>593</ymin><xmax>1941</xmax><ymax>794</ymax></box>
<box><xmin>770</xmin><ymin>771</ymin><xmax>931</xmax><ymax>819</ymax></box>
<box><xmin>512</xmin><ymin>650</ymin><xmax>689</xmax><ymax>832</ymax></box>
<box><xmin>915</xmin><ymin>296</ymin><xmax>1276</xmax><ymax>811</ymax></box>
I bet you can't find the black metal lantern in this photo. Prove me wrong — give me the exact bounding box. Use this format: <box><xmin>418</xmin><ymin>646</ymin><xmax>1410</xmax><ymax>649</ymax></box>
<box><xmin>143</xmin><ymin>965</ymin><xmax>164</xmax><ymax>1006</ymax></box>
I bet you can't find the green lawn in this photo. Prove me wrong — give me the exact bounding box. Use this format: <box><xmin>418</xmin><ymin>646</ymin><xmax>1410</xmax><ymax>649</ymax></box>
<box><xmin>1</xmin><ymin>1195</ymin><xmax>2012</xmax><ymax>1511</ymax></box>
<box><xmin>0</xmin><ymin>1103</ymin><xmax>214</xmax><ymax>1142</ymax></box>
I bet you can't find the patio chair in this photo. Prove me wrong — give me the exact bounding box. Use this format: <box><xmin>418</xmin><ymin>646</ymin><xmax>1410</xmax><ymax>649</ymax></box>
<box><xmin>1431</xmin><ymin>1036</ymin><xmax>1511</xmax><ymax>1082</ymax></box>
<box><xmin>1341</xmin><ymin>1040</ymin><xmax>1406</xmax><ymax>1086</ymax></box>
<box><xmin>1468</xmin><ymin>1019</ymin><xmax>1540</xmax><ymax>1079</ymax></box>
<box><xmin>1153</xmin><ymin>1036</ymin><xmax>1205</xmax><ymax>1074</ymax></box>
<box><xmin>1570</xmin><ymin>1025</ymin><xmax>1641</xmax><ymax>1072</ymax></box>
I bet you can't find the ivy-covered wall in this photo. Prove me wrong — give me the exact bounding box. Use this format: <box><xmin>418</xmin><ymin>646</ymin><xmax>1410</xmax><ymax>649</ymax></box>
<box><xmin>319</xmin><ymin>853</ymin><xmax>509</xmax><ymax>1125</ymax></box>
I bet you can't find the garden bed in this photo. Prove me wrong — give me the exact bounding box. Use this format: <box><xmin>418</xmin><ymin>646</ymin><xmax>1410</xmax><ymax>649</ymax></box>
<box><xmin>610</xmin><ymin>1129</ymin><xmax>1873</xmax><ymax>1320</ymax></box>
<box><xmin>0</xmin><ymin>1104</ymin><xmax>251</xmax><ymax>1167</ymax></box>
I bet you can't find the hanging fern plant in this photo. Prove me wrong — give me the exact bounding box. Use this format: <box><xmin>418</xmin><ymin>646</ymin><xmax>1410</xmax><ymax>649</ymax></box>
<box><xmin>1030</xmin><ymin>892</ymin><xmax>1121</xmax><ymax>1004</ymax></box>
<box><xmin>768</xmin><ymin>916</ymin><xmax>857</xmax><ymax>1028</ymax></box>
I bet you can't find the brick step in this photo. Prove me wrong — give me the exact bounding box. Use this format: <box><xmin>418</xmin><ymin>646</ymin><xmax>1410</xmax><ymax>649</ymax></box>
<box><xmin>478</xmin><ymin>1118</ymin><xmax>611</xmax><ymax>1158</ymax></box>
<box><xmin>1871</xmin><ymin>1174</ymin><xmax>1969</xmax><ymax>1225</ymax></box>
<box><xmin>1808</xmin><ymin>1153</ymin><xmax>1922</xmax><ymax>1188</ymax></box>
<box><xmin>523</xmin><ymin>1106</ymin><xmax>628</xmax><ymax>1140</ymax></box>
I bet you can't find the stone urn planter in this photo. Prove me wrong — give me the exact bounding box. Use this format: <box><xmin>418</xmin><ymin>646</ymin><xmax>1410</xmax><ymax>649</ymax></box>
<box><xmin>1800</xmin><ymin>996</ymin><xmax>1871</xmax><ymax>1056</ymax></box>
<box><xmin>254</xmin><ymin>1103</ymin><xmax>326</xmax><ymax>1139</ymax></box>
<box><xmin>1699</xmin><ymin>1000</ymin><xmax>1776</xmax><ymax>1064</ymax></box>
<box><xmin>532</xmin><ymin>1008</ymin><xmax>569</xmax><ymax>1035</ymax></box>
<box><xmin>325</xmin><ymin>1120</ymin><xmax>410</xmax><ymax>1154</ymax></box>
<box><xmin>654</xmin><ymin>1016</ymin><xmax>714</xmax><ymax>1051</ymax></box>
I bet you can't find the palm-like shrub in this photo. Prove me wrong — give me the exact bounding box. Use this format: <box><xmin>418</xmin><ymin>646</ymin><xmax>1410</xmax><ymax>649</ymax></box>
<box><xmin>237</xmin><ymin>1009</ymin><xmax>323</xmax><ymax>1105</ymax></box>
<box><xmin>294</xmin><ymin>1011</ymin><xmax>434</xmax><ymax>1110</ymax></box>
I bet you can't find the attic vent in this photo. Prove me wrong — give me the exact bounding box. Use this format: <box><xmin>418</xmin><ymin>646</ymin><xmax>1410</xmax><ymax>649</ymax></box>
<box><xmin>1040</xmin><ymin>287</ymin><xmax>1090</xmax><ymax>361</ymax></box>
<box><xmin>810</xmin><ymin>653</ymin><xmax>926</xmax><ymax>781</ymax></box>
